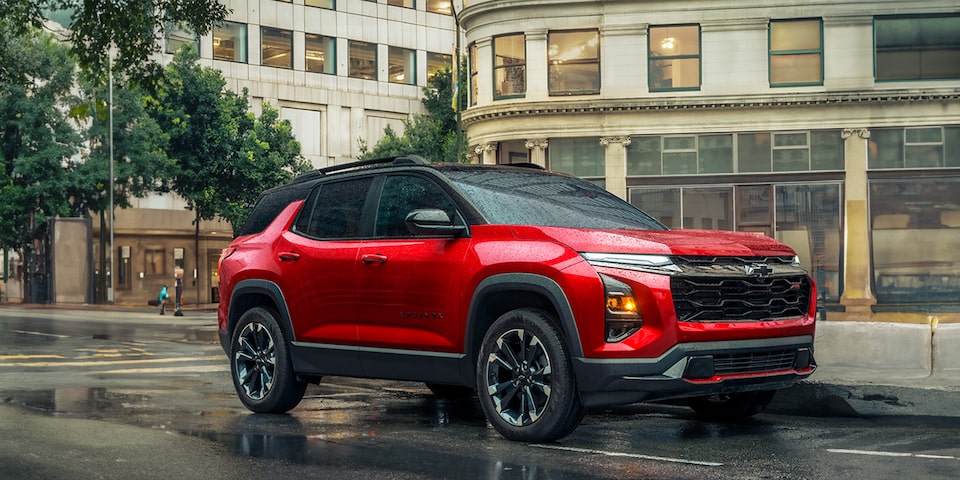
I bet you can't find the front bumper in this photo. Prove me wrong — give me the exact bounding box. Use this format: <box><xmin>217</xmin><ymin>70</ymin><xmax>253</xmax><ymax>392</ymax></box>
<box><xmin>573</xmin><ymin>335</ymin><xmax>816</xmax><ymax>407</ymax></box>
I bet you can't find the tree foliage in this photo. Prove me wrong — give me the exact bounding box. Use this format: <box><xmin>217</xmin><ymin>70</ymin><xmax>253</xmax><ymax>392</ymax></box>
<box><xmin>0</xmin><ymin>25</ymin><xmax>82</xmax><ymax>251</ymax></box>
<box><xmin>0</xmin><ymin>0</ymin><xmax>229</xmax><ymax>86</ymax></box>
<box><xmin>361</xmin><ymin>66</ymin><xmax>468</xmax><ymax>163</ymax></box>
<box><xmin>148</xmin><ymin>48</ymin><xmax>310</xmax><ymax>233</ymax></box>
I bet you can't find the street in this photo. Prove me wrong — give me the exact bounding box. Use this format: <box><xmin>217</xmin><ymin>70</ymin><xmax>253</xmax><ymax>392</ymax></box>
<box><xmin>1</xmin><ymin>307</ymin><xmax>958</xmax><ymax>479</ymax></box>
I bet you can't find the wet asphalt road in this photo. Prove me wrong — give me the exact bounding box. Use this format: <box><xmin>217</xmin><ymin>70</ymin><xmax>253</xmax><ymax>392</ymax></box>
<box><xmin>1</xmin><ymin>308</ymin><xmax>959</xmax><ymax>479</ymax></box>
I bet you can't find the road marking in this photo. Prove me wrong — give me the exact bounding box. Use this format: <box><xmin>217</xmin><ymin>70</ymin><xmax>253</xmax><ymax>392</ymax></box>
<box><xmin>0</xmin><ymin>355</ymin><xmax>65</xmax><ymax>360</ymax></box>
<box><xmin>828</xmin><ymin>449</ymin><xmax>956</xmax><ymax>460</ymax></box>
<box><xmin>98</xmin><ymin>365</ymin><xmax>230</xmax><ymax>374</ymax></box>
<box><xmin>0</xmin><ymin>357</ymin><xmax>217</xmax><ymax>368</ymax></box>
<box><xmin>530</xmin><ymin>444</ymin><xmax>723</xmax><ymax>467</ymax></box>
<box><xmin>11</xmin><ymin>330</ymin><xmax>70</xmax><ymax>339</ymax></box>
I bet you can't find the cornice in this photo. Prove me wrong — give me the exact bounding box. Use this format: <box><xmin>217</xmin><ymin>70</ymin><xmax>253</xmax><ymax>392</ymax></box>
<box><xmin>461</xmin><ymin>89</ymin><xmax>960</xmax><ymax>128</ymax></box>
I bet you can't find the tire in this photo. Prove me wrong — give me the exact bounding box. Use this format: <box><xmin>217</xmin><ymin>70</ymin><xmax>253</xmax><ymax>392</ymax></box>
<box><xmin>687</xmin><ymin>390</ymin><xmax>777</xmax><ymax>421</ymax></box>
<box><xmin>426</xmin><ymin>383</ymin><xmax>475</xmax><ymax>399</ymax></box>
<box><xmin>230</xmin><ymin>306</ymin><xmax>307</xmax><ymax>413</ymax></box>
<box><xmin>476</xmin><ymin>308</ymin><xmax>583</xmax><ymax>442</ymax></box>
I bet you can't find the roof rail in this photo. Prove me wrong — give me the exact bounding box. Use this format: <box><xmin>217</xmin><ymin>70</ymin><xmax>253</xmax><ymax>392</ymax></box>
<box><xmin>290</xmin><ymin>155</ymin><xmax>429</xmax><ymax>183</ymax></box>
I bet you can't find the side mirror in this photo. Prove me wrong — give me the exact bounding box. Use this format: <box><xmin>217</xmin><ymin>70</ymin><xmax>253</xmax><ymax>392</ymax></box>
<box><xmin>405</xmin><ymin>209</ymin><xmax>467</xmax><ymax>237</ymax></box>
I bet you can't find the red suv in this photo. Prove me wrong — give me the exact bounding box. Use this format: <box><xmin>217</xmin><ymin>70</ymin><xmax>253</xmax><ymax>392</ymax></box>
<box><xmin>218</xmin><ymin>156</ymin><xmax>816</xmax><ymax>442</ymax></box>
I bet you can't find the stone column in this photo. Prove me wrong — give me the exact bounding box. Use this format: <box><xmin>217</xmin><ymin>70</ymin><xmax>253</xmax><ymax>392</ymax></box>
<box><xmin>600</xmin><ymin>136</ymin><xmax>631</xmax><ymax>200</ymax></box>
<box><xmin>474</xmin><ymin>142</ymin><xmax>497</xmax><ymax>165</ymax></box>
<box><xmin>839</xmin><ymin>128</ymin><xmax>876</xmax><ymax>317</ymax></box>
<box><xmin>525</xmin><ymin>138</ymin><xmax>548</xmax><ymax>168</ymax></box>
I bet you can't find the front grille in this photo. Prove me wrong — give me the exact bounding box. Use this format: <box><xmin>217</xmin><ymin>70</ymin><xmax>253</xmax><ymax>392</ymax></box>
<box><xmin>670</xmin><ymin>257</ymin><xmax>812</xmax><ymax>322</ymax></box>
<box><xmin>712</xmin><ymin>349</ymin><xmax>798</xmax><ymax>375</ymax></box>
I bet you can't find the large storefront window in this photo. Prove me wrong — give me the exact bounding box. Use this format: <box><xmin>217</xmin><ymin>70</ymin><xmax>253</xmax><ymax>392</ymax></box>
<box><xmin>548</xmin><ymin>30</ymin><xmax>600</xmax><ymax>95</ymax></box>
<box><xmin>548</xmin><ymin>137</ymin><xmax>604</xmax><ymax>181</ymax></box>
<box><xmin>870</xmin><ymin>177</ymin><xmax>960</xmax><ymax>304</ymax></box>
<box><xmin>628</xmin><ymin>131</ymin><xmax>842</xmax><ymax>176</ymax></box>
<box><xmin>630</xmin><ymin>183</ymin><xmax>842</xmax><ymax>302</ymax></box>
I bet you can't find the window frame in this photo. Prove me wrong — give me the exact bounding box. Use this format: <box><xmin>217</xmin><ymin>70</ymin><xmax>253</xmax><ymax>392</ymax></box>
<box><xmin>874</xmin><ymin>14</ymin><xmax>960</xmax><ymax>82</ymax></box>
<box><xmin>305</xmin><ymin>0</ymin><xmax>335</xmax><ymax>9</ymax></box>
<box><xmin>349</xmin><ymin>40</ymin><xmax>378</xmax><ymax>80</ymax></box>
<box><xmin>305</xmin><ymin>33</ymin><xmax>336</xmax><ymax>75</ymax></box>
<box><xmin>493</xmin><ymin>33</ymin><xmax>526</xmax><ymax>100</ymax></box>
<box><xmin>768</xmin><ymin>18</ymin><xmax>824</xmax><ymax>87</ymax></box>
<box><xmin>388</xmin><ymin>46</ymin><xmax>417</xmax><ymax>85</ymax></box>
<box><xmin>213</xmin><ymin>21</ymin><xmax>248</xmax><ymax>63</ymax></box>
<box><xmin>261</xmin><ymin>26</ymin><xmax>293</xmax><ymax>69</ymax></box>
<box><xmin>647</xmin><ymin>24</ymin><xmax>701</xmax><ymax>92</ymax></box>
<box><xmin>547</xmin><ymin>29</ymin><xmax>601</xmax><ymax>96</ymax></box>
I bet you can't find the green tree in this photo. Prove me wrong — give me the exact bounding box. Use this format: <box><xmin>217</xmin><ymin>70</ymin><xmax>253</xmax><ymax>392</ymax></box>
<box><xmin>0</xmin><ymin>25</ymin><xmax>82</xmax><ymax>253</ymax></box>
<box><xmin>0</xmin><ymin>0</ymin><xmax>229</xmax><ymax>86</ymax></box>
<box><xmin>361</xmin><ymin>66</ymin><xmax>468</xmax><ymax>163</ymax></box>
<box><xmin>148</xmin><ymin>47</ymin><xmax>309</xmax><ymax>235</ymax></box>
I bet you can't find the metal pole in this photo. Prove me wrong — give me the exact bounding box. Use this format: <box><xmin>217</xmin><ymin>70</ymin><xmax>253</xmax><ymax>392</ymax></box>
<box><xmin>108</xmin><ymin>49</ymin><xmax>115</xmax><ymax>303</ymax></box>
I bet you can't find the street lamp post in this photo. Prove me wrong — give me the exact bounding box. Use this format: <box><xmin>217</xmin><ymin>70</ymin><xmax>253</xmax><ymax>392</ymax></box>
<box><xmin>107</xmin><ymin>47</ymin><xmax>115</xmax><ymax>304</ymax></box>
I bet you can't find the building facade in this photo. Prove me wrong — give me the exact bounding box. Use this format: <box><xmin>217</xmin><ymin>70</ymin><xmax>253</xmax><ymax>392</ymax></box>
<box><xmin>458</xmin><ymin>0</ymin><xmax>960</xmax><ymax>325</ymax></box>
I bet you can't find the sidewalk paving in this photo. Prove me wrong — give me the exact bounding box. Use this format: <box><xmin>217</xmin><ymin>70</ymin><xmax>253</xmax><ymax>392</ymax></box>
<box><xmin>3</xmin><ymin>302</ymin><xmax>958</xmax><ymax>419</ymax></box>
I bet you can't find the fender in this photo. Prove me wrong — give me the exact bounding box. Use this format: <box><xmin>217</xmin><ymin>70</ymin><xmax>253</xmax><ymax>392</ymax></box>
<box><xmin>466</xmin><ymin>273</ymin><xmax>584</xmax><ymax>363</ymax></box>
<box><xmin>226</xmin><ymin>278</ymin><xmax>297</xmax><ymax>345</ymax></box>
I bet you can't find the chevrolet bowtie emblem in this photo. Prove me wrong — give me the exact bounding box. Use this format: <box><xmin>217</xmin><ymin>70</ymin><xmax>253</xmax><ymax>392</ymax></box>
<box><xmin>745</xmin><ymin>263</ymin><xmax>773</xmax><ymax>276</ymax></box>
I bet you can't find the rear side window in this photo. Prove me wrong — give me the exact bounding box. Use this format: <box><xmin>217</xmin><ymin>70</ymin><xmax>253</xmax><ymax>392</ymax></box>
<box><xmin>294</xmin><ymin>178</ymin><xmax>373</xmax><ymax>239</ymax></box>
<box><xmin>238</xmin><ymin>181</ymin><xmax>315</xmax><ymax>237</ymax></box>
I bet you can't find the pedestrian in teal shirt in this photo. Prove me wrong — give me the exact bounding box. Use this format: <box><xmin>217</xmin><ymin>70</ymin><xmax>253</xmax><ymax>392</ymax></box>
<box><xmin>158</xmin><ymin>285</ymin><xmax>169</xmax><ymax>315</ymax></box>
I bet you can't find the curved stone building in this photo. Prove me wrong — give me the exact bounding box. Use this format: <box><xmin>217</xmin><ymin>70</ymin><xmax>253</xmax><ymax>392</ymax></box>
<box><xmin>458</xmin><ymin>0</ymin><xmax>960</xmax><ymax>373</ymax></box>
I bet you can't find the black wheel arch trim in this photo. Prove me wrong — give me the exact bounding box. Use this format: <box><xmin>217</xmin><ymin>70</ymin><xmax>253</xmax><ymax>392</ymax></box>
<box><xmin>227</xmin><ymin>279</ymin><xmax>297</xmax><ymax>345</ymax></box>
<box><xmin>466</xmin><ymin>273</ymin><xmax>584</xmax><ymax>362</ymax></box>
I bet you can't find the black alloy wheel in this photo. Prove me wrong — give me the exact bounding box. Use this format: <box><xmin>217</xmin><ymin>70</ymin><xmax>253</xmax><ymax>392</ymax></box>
<box><xmin>230</xmin><ymin>306</ymin><xmax>306</xmax><ymax>413</ymax></box>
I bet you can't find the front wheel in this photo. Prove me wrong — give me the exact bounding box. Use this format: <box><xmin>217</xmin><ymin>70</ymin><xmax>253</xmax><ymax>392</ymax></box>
<box><xmin>687</xmin><ymin>390</ymin><xmax>777</xmax><ymax>421</ymax></box>
<box><xmin>230</xmin><ymin>306</ymin><xmax>307</xmax><ymax>413</ymax></box>
<box><xmin>477</xmin><ymin>308</ymin><xmax>583</xmax><ymax>442</ymax></box>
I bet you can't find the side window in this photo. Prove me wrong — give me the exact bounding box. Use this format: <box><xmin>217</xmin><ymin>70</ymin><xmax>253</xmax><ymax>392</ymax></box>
<box><xmin>295</xmin><ymin>178</ymin><xmax>373</xmax><ymax>239</ymax></box>
<box><xmin>375</xmin><ymin>175</ymin><xmax>462</xmax><ymax>237</ymax></box>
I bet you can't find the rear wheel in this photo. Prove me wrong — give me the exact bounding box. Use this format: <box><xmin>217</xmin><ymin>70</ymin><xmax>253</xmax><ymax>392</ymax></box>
<box><xmin>230</xmin><ymin>306</ymin><xmax>307</xmax><ymax>413</ymax></box>
<box><xmin>477</xmin><ymin>308</ymin><xmax>583</xmax><ymax>442</ymax></box>
<box><xmin>687</xmin><ymin>390</ymin><xmax>777</xmax><ymax>421</ymax></box>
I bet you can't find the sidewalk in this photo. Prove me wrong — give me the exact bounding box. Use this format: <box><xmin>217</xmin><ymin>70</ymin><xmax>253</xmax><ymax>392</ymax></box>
<box><xmin>3</xmin><ymin>302</ymin><xmax>959</xmax><ymax>419</ymax></box>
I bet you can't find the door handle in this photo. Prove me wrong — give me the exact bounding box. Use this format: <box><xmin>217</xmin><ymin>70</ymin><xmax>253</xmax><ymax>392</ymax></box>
<box><xmin>361</xmin><ymin>253</ymin><xmax>388</xmax><ymax>265</ymax></box>
<box><xmin>278</xmin><ymin>252</ymin><xmax>300</xmax><ymax>262</ymax></box>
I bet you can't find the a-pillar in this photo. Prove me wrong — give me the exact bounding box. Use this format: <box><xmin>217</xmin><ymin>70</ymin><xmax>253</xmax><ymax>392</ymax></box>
<box><xmin>474</xmin><ymin>143</ymin><xmax>497</xmax><ymax>165</ymax></box>
<box><xmin>600</xmin><ymin>136</ymin><xmax>631</xmax><ymax>200</ymax></box>
<box><xmin>525</xmin><ymin>138</ymin><xmax>548</xmax><ymax>168</ymax></box>
<box><xmin>838</xmin><ymin>128</ymin><xmax>876</xmax><ymax>318</ymax></box>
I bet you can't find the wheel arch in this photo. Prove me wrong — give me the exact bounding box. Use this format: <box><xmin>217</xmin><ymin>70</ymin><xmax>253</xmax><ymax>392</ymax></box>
<box><xmin>465</xmin><ymin>273</ymin><xmax>583</xmax><ymax>377</ymax></box>
<box><xmin>227</xmin><ymin>279</ymin><xmax>296</xmax><ymax>344</ymax></box>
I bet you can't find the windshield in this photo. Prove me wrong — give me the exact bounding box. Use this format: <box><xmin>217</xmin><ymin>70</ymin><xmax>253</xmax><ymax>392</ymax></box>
<box><xmin>445</xmin><ymin>169</ymin><xmax>667</xmax><ymax>230</ymax></box>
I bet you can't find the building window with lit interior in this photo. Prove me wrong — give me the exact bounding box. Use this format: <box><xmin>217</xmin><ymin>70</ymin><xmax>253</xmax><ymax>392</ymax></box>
<box><xmin>548</xmin><ymin>30</ymin><xmax>600</xmax><ymax>95</ymax></box>
<box><xmin>426</xmin><ymin>0</ymin><xmax>452</xmax><ymax>15</ymax></box>
<box><xmin>426</xmin><ymin>52</ymin><xmax>452</xmax><ymax>80</ymax></box>
<box><xmin>305</xmin><ymin>0</ymin><xmax>335</xmax><ymax>9</ymax></box>
<box><xmin>493</xmin><ymin>33</ymin><xmax>525</xmax><ymax>99</ymax></box>
<box><xmin>306</xmin><ymin>34</ymin><xmax>336</xmax><ymax>74</ymax></box>
<box><xmin>648</xmin><ymin>24</ymin><xmax>700</xmax><ymax>91</ymax></box>
<box><xmin>261</xmin><ymin>27</ymin><xmax>293</xmax><ymax>69</ymax></box>
<box><xmin>349</xmin><ymin>40</ymin><xmax>377</xmax><ymax>80</ymax></box>
<box><xmin>389</xmin><ymin>46</ymin><xmax>416</xmax><ymax>85</ymax></box>
<box><xmin>769</xmin><ymin>19</ymin><xmax>823</xmax><ymax>86</ymax></box>
<box><xmin>213</xmin><ymin>22</ymin><xmax>247</xmax><ymax>63</ymax></box>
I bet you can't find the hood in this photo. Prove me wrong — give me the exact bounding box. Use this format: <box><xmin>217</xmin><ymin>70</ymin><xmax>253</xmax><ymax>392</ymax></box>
<box><xmin>512</xmin><ymin>226</ymin><xmax>797</xmax><ymax>257</ymax></box>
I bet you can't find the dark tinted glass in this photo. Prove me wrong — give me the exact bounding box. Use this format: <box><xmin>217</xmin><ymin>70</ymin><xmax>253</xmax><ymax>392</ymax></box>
<box><xmin>238</xmin><ymin>181</ymin><xmax>315</xmax><ymax>237</ymax></box>
<box><xmin>445</xmin><ymin>169</ymin><xmax>667</xmax><ymax>230</ymax></box>
<box><xmin>375</xmin><ymin>175</ymin><xmax>462</xmax><ymax>237</ymax></box>
<box><xmin>295</xmin><ymin>178</ymin><xmax>372</xmax><ymax>239</ymax></box>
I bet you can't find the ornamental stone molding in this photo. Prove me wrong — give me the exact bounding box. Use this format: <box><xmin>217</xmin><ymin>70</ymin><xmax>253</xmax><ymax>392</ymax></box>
<box><xmin>841</xmin><ymin>128</ymin><xmax>871</xmax><ymax>139</ymax></box>
<box><xmin>525</xmin><ymin>138</ymin><xmax>549</xmax><ymax>150</ymax></box>
<box><xmin>600</xmin><ymin>136</ymin><xmax>632</xmax><ymax>148</ymax></box>
<box><xmin>473</xmin><ymin>142</ymin><xmax>497</xmax><ymax>155</ymax></box>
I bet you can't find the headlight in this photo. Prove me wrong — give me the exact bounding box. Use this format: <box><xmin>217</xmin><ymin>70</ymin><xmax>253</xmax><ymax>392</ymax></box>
<box><xmin>582</xmin><ymin>252</ymin><xmax>681</xmax><ymax>275</ymax></box>
<box><xmin>600</xmin><ymin>274</ymin><xmax>642</xmax><ymax>343</ymax></box>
